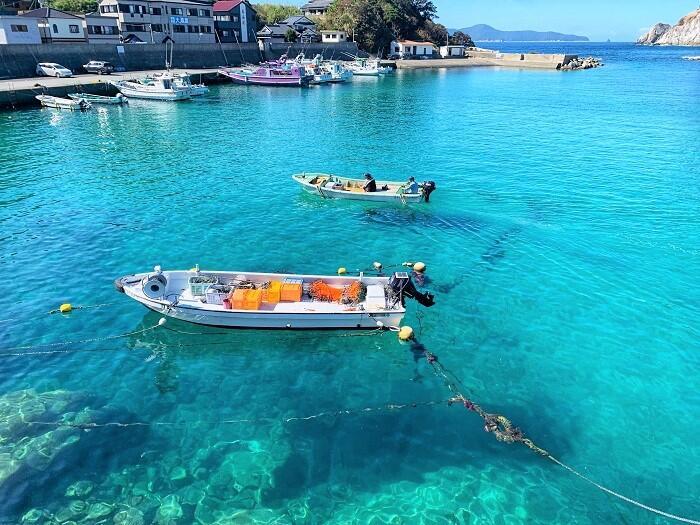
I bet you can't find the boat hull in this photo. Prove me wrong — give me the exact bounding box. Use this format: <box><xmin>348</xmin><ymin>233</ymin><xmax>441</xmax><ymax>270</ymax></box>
<box><xmin>222</xmin><ymin>71</ymin><xmax>308</xmax><ymax>86</ymax></box>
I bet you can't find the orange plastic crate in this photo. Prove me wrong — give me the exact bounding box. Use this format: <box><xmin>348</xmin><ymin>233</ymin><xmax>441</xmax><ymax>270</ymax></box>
<box><xmin>231</xmin><ymin>289</ymin><xmax>247</xmax><ymax>310</ymax></box>
<box><xmin>243</xmin><ymin>289</ymin><xmax>263</xmax><ymax>310</ymax></box>
<box><xmin>262</xmin><ymin>281</ymin><xmax>282</xmax><ymax>304</ymax></box>
<box><xmin>280</xmin><ymin>283</ymin><xmax>302</xmax><ymax>302</ymax></box>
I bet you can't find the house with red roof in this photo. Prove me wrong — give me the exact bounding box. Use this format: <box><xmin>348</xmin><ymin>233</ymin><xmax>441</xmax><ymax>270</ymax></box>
<box><xmin>213</xmin><ymin>0</ymin><xmax>256</xmax><ymax>44</ymax></box>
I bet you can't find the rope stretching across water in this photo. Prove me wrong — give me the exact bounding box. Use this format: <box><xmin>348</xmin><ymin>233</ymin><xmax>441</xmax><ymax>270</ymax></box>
<box><xmin>420</xmin><ymin>347</ymin><xmax>700</xmax><ymax>525</ymax></box>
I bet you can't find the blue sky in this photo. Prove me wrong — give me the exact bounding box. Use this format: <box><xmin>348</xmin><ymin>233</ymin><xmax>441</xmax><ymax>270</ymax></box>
<box><xmin>286</xmin><ymin>0</ymin><xmax>699</xmax><ymax>42</ymax></box>
<box><xmin>429</xmin><ymin>0</ymin><xmax>699</xmax><ymax>41</ymax></box>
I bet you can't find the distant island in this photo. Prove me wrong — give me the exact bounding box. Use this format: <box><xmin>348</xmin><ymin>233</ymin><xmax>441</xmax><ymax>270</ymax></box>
<box><xmin>450</xmin><ymin>24</ymin><xmax>589</xmax><ymax>42</ymax></box>
<box><xmin>637</xmin><ymin>8</ymin><xmax>700</xmax><ymax>46</ymax></box>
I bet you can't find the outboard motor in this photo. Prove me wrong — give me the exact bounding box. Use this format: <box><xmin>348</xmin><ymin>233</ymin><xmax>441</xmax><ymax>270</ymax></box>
<box><xmin>143</xmin><ymin>273</ymin><xmax>167</xmax><ymax>299</ymax></box>
<box><xmin>421</xmin><ymin>181</ymin><xmax>436</xmax><ymax>203</ymax></box>
<box><xmin>389</xmin><ymin>272</ymin><xmax>435</xmax><ymax>307</ymax></box>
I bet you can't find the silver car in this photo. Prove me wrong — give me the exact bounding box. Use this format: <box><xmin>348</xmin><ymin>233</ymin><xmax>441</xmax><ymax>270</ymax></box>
<box><xmin>36</xmin><ymin>63</ymin><xmax>73</xmax><ymax>77</ymax></box>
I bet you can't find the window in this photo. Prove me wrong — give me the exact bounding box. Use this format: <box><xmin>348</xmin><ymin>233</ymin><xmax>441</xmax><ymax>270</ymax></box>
<box><xmin>125</xmin><ymin>23</ymin><xmax>146</xmax><ymax>31</ymax></box>
<box><xmin>171</xmin><ymin>8</ymin><xmax>183</xmax><ymax>15</ymax></box>
<box><xmin>213</xmin><ymin>15</ymin><xmax>230</xmax><ymax>21</ymax></box>
<box><xmin>200</xmin><ymin>25</ymin><xmax>211</xmax><ymax>33</ymax></box>
<box><xmin>173</xmin><ymin>24</ymin><xmax>185</xmax><ymax>32</ymax></box>
<box><xmin>52</xmin><ymin>24</ymin><xmax>58</xmax><ymax>33</ymax></box>
<box><xmin>188</xmin><ymin>8</ymin><xmax>198</xmax><ymax>16</ymax></box>
<box><xmin>10</xmin><ymin>24</ymin><xmax>28</xmax><ymax>32</ymax></box>
<box><xmin>221</xmin><ymin>29</ymin><xmax>229</xmax><ymax>36</ymax></box>
<box><xmin>150</xmin><ymin>7</ymin><xmax>161</xmax><ymax>15</ymax></box>
<box><xmin>232</xmin><ymin>15</ymin><xmax>238</xmax><ymax>22</ymax></box>
<box><xmin>100</xmin><ymin>4</ymin><xmax>118</xmax><ymax>12</ymax></box>
<box><xmin>118</xmin><ymin>4</ymin><xmax>130</xmax><ymax>12</ymax></box>
<box><xmin>69</xmin><ymin>24</ymin><xmax>80</xmax><ymax>33</ymax></box>
<box><xmin>152</xmin><ymin>23</ymin><xmax>163</xmax><ymax>32</ymax></box>
<box><xmin>199</xmin><ymin>9</ymin><xmax>210</xmax><ymax>17</ymax></box>
<box><xmin>187</xmin><ymin>25</ymin><xmax>196</xmax><ymax>32</ymax></box>
<box><xmin>107</xmin><ymin>26</ymin><xmax>118</xmax><ymax>34</ymax></box>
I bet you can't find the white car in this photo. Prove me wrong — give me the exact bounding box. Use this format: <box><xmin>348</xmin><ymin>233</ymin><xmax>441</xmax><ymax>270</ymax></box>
<box><xmin>36</xmin><ymin>63</ymin><xmax>73</xmax><ymax>78</ymax></box>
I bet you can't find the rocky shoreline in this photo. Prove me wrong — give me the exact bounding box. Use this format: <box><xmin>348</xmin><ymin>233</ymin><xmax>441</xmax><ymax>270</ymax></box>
<box><xmin>560</xmin><ymin>56</ymin><xmax>603</xmax><ymax>70</ymax></box>
<box><xmin>638</xmin><ymin>8</ymin><xmax>700</xmax><ymax>46</ymax></box>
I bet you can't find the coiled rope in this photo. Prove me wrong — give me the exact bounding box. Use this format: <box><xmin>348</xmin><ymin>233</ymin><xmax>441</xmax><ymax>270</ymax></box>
<box><xmin>419</xmin><ymin>345</ymin><xmax>700</xmax><ymax>525</ymax></box>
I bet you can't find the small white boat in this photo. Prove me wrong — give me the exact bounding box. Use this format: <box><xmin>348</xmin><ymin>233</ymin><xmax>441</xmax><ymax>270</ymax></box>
<box><xmin>292</xmin><ymin>173</ymin><xmax>436</xmax><ymax>203</ymax></box>
<box><xmin>35</xmin><ymin>94</ymin><xmax>91</xmax><ymax>110</ymax></box>
<box><xmin>111</xmin><ymin>73</ymin><xmax>191</xmax><ymax>101</ymax></box>
<box><xmin>151</xmin><ymin>72</ymin><xmax>209</xmax><ymax>96</ymax></box>
<box><xmin>347</xmin><ymin>58</ymin><xmax>392</xmax><ymax>76</ymax></box>
<box><xmin>68</xmin><ymin>93</ymin><xmax>127</xmax><ymax>105</ymax></box>
<box><xmin>307</xmin><ymin>65</ymin><xmax>333</xmax><ymax>84</ymax></box>
<box><xmin>682</xmin><ymin>56</ymin><xmax>700</xmax><ymax>61</ymax></box>
<box><xmin>115</xmin><ymin>267</ymin><xmax>434</xmax><ymax>330</ymax></box>
<box><xmin>323</xmin><ymin>62</ymin><xmax>353</xmax><ymax>83</ymax></box>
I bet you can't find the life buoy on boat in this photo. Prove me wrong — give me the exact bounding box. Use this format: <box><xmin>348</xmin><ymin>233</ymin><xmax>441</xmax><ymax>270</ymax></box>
<box><xmin>143</xmin><ymin>274</ymin><xmax>167</xmax><ymax>299</ymax></box>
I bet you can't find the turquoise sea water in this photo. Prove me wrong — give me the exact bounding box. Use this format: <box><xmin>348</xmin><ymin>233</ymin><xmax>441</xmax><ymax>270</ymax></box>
<box><xmin>0</xmin><ymin>42</ymin><xmax>699</xmax><ymax>524</ymax></box>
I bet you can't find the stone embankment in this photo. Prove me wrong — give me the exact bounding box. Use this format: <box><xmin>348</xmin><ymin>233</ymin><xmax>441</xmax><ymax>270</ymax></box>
<box><xmin>560</xmin><ymin>56</ymin><xmax>603</xmax><ymax>70</ymax></box>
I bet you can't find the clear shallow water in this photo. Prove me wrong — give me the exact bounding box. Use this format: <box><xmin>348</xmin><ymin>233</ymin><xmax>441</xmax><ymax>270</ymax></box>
<box><xmin>0</xmin><ymin>43</ymin><xmax>698</xmax><ymax>524</ymax></box>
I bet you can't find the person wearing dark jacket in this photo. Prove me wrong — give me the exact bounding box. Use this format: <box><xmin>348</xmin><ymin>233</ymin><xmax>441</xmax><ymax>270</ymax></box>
<box><xmin>362</xmin><ymin>173</ymin><xmax>377</xmax><ymax>192</ymax></box>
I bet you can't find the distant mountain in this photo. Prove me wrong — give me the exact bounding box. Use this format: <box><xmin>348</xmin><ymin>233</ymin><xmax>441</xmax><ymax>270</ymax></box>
<box><xmin>451</xmin><ymin>24</ymin><xmax>589</xmax><ymax>42</ymax></box>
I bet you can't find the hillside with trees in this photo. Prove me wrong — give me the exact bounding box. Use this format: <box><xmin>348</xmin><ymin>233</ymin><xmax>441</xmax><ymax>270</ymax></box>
<box><xmin>253</xmin><ymin>3</ymin><xmax>301</xmax><ymax>26</ymax></box>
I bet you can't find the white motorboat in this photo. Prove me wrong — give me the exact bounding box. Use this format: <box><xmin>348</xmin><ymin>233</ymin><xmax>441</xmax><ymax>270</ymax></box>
<box><xmin>111</xmin><ymin>73</ymin><xmax>191</xmax><ymax>101</ymax></box>
<box><xmin>151</xmin><ymin>72</ymin><xmax>209</xmax><ymax>96</ymax></box>
<box><xmin>307</xmin><ymin>65</ymin><xmax>333</xmax><ymax>84</ymax></box>
<box><xmin>682</xmin><ymin>56</ymin><xmax>700</xmax><ymax>61</ymax></box>
<box><xmin>35</xmin><ymin>94</ymin><xmax>91</xmax><ymax>110</ymax></box>
<box><xmin>68</xmin><ymin>93</ymin><xmax>127</xmax><ymax>105</ymax></box>
<box><xmin>323</xmin><ymin>62</ymin><xmax>353</xmax><ymax>83</ymax></box>
<box><xmin>115</xmin><ymin>267</ymin><xmax>434</xmax><ymax>330</ymax></box>
<box><xmin>347</xmin><ymin>58</ymin><xmax>392</xmax><ymax>76</ymax></box>
<box><xmin>292</xmin><ymin>173</ymin><xmax>436</xmax><ymax>203</ymax></box>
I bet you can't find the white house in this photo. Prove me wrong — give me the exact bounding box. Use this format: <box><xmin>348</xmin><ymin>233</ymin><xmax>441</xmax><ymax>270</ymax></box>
<box><xmin>0</xmin><ymin>15</ymin><xmax>41</xmax><ymax>44</ymax></box>
<box><xmin>390</xmin><ymin>40</ymin><xmax>435</xmax><ymax>58</ymax></box>
<box><xmin>83</xmin><ymin>11</ymin><xmax>120</xmax><ymax>43</ymax></box>
<box><xmin>321</xmin><ymin>30</ymin><xmax>346</xmax><ymax>43</ymax></box>
<box><xmin>440</xmin><ymin>45</ymin><xmax>466</xmax><ymax>58</ymax></box>
<box><xmin>19</xmin><ymin>8</ymin><xmax>87</xmax><ymax>43</ymax></box>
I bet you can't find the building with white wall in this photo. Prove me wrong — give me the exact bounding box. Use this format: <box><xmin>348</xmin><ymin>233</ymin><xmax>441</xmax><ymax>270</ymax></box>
<box><xmin>390</xmin><ymin>40</ymin><xmax>435</xmax><ymax>58</ymax></box>
<box><xmin>0</xmin><ymin>15</ymin><xmax>41</xmax><ymax>44</ymax></box>
<box><xmin>439</xmin><ymin>45</ymin><xmax>466</xmax><ymax>58</ymax></box>
<box><xmin>83</xmin><ymin>12</ymin><xmax>120</xmax><ymax>43</ymax></box>
<box><xmin>96</xmin><ymin>0</ymin><xmax>215</xmax><ymax>44</ymax></box>
<box><xmin>20</xmin><ymin>8</ymin><xmax>87</xmax><ymax>43</ymax></box>
<box><xmin>321</xmin><ymin>30</ymin><xmax>346</xmax><ymax>43</ymax></box>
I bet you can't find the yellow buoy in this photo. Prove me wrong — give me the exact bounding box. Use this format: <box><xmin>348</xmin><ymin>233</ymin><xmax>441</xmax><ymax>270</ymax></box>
<box><xmin>398</xmin><ymin>326</ymin><xmax>414</xmax><ymax>341</ymax></box>
<box><xmin>337</xmin><ymin>267</ymin><xmax>347</xmax><ymax>275</ymax></box>
<box><xmin>373</xmin><ymin>261</ymin><xmax>383</xmax><ymax>271</ymax></box>
<box><xmin>413</xmin><ymin>262</ymin><xmax>426</xmax><ymax>273</ymax></box>
<box><xmin>59</xmin><ymin>303</ymin><xmax>72</xmax><ymax>314</ymax></box>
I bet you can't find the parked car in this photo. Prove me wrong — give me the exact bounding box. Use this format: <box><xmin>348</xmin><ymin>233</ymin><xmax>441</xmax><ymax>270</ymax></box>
<box><xmin>36</xmin><ymin>63</ymin><xmax>73</xmax><ymax>78</ymax></box>
<box><xmin>83</xmin><ymin>61</ymin><xmax>115</xmax><ymax>75</ymax></box>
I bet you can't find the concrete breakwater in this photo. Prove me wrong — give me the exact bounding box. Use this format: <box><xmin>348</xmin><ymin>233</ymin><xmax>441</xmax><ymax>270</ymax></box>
<box><xmin>395</xmin><ymin>49</ymin><xmax>593</xmax><ymax>70</ymax></box>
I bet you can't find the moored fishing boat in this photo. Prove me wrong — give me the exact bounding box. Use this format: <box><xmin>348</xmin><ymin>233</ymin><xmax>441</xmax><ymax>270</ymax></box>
<box><xmin>115</xmin><ymin>266</ymin><xmax>434</xmax><ymax>329</ymax></box>
<box><xmin>151</xmin><ymin>72</ymin><xmax>209</xmax><ymax>96</ymax></box>
<box><xmin>35</xmin><ymin>95</ymin><xmax>91</xmax><ymax>110</ymax></box>
<box><xmin>292</xmin><ymin>173</ymin><xmax>436</xmax><ymax>203</ymax></box>
<box><xmin>111</xmin><ymin>73</ymin><xmax>191</xmax><ymax>101</ymax></box>
<box><xmin>68</xmin><ymin>93</ymin><xmax>127</xmax><ymax>105</ymax></box>
<box><xmin>218</xmin><ymin>64</ymin><xmax>311</xmax><ymax>86</ymax></box>
<box><xmin>324</xmin><ymin>62</ymin><xmax>353</xmax><ymax>82</ymax></box>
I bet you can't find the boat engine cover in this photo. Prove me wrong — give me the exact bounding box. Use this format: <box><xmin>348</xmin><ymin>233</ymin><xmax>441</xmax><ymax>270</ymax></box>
<box><xmin>143</xmin><ymin>274</ymin><xmax>167</xmax><ymax>299</ymax></box>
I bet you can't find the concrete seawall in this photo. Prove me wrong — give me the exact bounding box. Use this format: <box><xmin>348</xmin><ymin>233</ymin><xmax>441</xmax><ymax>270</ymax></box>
<box><xmin>0</xmin><ymin>42</ymin><xmax>262</xmax><ymax>80</ymax></box>
<box><xmin>396</xmin><ymin>50</ymin><xmax>577</xmax><ymax>70</ymax></box>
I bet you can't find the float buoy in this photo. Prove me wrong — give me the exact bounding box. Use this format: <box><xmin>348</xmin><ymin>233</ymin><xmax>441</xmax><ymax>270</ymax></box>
<box><xmin>373</xmin><ymin>261</ymin><xmax>383</xmax><ymax>271</ymax></box>
<box><xmin>398</xmin><ymin>326</ymin><xmax>414</xmax><ymax>341</ymax></box>
<box><xmin>337</xmin><ymin>267</ymin><xmax>347</xmax><ymax>275</ymax></box>
<box><xmin>413</xmin><ymin>262</ymin><xmax>426</xmax><ymax>273</ymax></box>
<box><xmin>59</xmin><ymin>303</ymin><xmax>72</xmax><ymax>314</ymax></box>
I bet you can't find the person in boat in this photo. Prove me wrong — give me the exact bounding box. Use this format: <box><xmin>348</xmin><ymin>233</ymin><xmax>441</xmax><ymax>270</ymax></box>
<box><xmin>363</xmin><ymin>173</ymin><xmax>377</xmax><ymax>192</ymax></box>
<box><xmin>403</xmin><ymin>176</ymin><xmax>420</xmax><ymax>194</ymax></box>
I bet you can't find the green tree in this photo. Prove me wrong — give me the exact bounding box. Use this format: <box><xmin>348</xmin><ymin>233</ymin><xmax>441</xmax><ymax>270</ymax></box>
<box><xmin>49</xmin><ymin>0</ymin><xmax>98</xmax><ymax>13</ymax></box>
<box><xmin>449</xmin><ymin>30</ymin><xmax>474</xmax><ymax>47</ymax></box>
<box><xmin>284</xmin><ymin>28</ymin><xmax>298</xmax><ymax>42</ymax></box>
<box><xmin>254</xmin><ymin>3</ymin><xmax>301</xmax><ymax>27</ymax></box>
